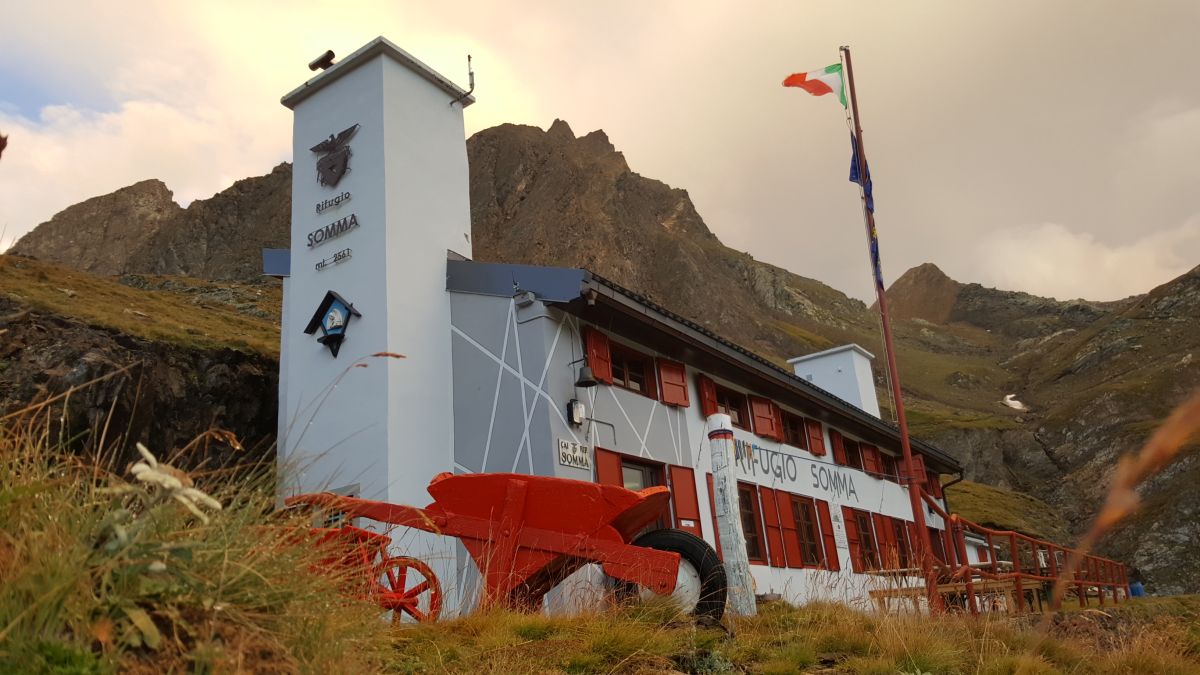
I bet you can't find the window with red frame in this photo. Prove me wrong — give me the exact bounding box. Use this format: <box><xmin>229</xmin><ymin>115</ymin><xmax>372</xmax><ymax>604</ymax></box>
<box><xmin>843</xmin><ymin>506</ymin><xmax>881</xmax><ymax>571</ymax></box>
<box><xmin>715</xmin><ymin>385</ymin><xmax>751</xmax><ymax>430</ymax></box>
<box><xmin>737</xmin><ymin>483</ymin><xmax>765</xmax><ymax>562</ymax></box>
<box><xmin>880</xmin><ymin>453</ymin><xmax>899</xmax><ymax>482</ymax></box>
<box><xmin>890</xmin><ymin>518</ymin><xmax>911</xmax><ymax>569</ymax></box>
<box><xmin>610</xmin><ymin>343</ymin><xmax>658</xmax><ymax>399</ymax></box>
<box><xmin>791</xmin><ymin>495</ymin><xmax>824</xmax><ymax>567</ymax></box>
<box><xmin>782</xmin><ymin>411</ymin><xmax>809</xmax><ymax>450</ymax></box>
<box><xmin>843</xmin><ymin>438</ymin><xmax>865</xmax><ymax>471</ymax></box>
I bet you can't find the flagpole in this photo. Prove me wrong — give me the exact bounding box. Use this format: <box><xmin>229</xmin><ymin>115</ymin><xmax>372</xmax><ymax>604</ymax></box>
<box><xmin>839</xmin><ymin>45</ymin><xmax>944</xmax><ymax>613</ymax></box>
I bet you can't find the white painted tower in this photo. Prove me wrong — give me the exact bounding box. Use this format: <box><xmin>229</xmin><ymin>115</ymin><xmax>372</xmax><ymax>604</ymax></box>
<box><xmin>278</xmin><ymin>38</ymin><xmax>473</xmax><ymax>605</ymax></box>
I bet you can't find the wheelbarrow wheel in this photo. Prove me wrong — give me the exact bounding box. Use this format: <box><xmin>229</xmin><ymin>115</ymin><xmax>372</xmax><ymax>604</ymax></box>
<box><xmin>617</xmin><ymin>528</ymin><xmax>727</xmax><ymax>622</ymax></box>
<box><xmin>373</xmin><ymin>555</ymin><xmax>443</xmax><ymax>623</ymax></box>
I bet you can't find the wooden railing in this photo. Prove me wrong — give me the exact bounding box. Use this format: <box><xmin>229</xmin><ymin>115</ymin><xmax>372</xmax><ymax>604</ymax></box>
<box><xmin>922</xmin><ymin>492</ymin><xmax>1129</xmax><ymax>614</ymax></box>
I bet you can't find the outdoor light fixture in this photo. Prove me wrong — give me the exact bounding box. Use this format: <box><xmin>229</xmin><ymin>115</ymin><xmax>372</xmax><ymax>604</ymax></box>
<box><xmin>567</xmin><ymin>399</ymin><xmax>586</xmax><ymax>426</ymax></box>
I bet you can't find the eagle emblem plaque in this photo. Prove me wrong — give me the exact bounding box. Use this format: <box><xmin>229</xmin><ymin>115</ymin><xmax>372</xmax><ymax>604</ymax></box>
<box><xmin>310</xmin><ymin>124</ymin><xmax>360</xmax><ymax>188</ymax></box>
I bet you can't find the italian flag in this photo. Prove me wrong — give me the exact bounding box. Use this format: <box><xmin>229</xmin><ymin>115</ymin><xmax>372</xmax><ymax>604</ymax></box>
<box><xmin>783</xmin><ymin>64</ymin><xmax>846</xmax><ymax>107</ymax></box>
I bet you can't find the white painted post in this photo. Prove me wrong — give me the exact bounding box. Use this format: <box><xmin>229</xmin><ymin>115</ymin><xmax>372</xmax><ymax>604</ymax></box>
<box><xmin>707</xmin><ymin>413</ymin><xmax>757</xmax><ymax>617</ymax></box>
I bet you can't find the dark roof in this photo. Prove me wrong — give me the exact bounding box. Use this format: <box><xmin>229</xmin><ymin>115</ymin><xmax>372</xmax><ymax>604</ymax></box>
<box><xmin>447</xmin><ymin>259</ymin><xmax>961</xmax><ymax>473</ymax></box>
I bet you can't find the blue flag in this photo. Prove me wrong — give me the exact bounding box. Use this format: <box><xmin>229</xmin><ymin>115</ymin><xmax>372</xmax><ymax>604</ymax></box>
<box><xmin>849</xmin><ymin>135</ymin><xmax>874</xmax><ymax>213</ymax></box>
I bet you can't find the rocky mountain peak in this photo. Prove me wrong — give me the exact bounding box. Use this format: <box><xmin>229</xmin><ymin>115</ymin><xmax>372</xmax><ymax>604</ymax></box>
<box><xmin>9</xmin><ymin>178</ymin><xmax>183</xmax><ymax>276</ymax></box>
<box><xmin>882</xmin><ymin>262</ymin><xmax>963</xmax><ymax>323</ymax></box>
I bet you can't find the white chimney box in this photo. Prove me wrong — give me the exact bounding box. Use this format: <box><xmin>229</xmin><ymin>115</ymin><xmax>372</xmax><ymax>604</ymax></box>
<box><xmin>787</xmin><ymin>344</ymin><xmax>880</xmax><ymax>418</ymax></box>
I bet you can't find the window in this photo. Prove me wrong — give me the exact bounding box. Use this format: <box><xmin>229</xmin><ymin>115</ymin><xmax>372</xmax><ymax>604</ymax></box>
<box><xmin>792</xmin><ymin>496</ymin><xmax>823</xmax><ymax>567</ymax></box>
<box><xmin>596</xmin><ymin>449</ymin><xmax>668</xmax><ymax>531</ymax></box>
<box><xmin>928</xmin><ymin>527</ymin><xmax>948</xmax><ymax>565</ymax></box>
<box><xmin>716</xmin><ymin>386</ymin><xmax>750</xmax><ymax>430</ymax></box>
<box><xmin>610</xmin><ymin>343</ymin><xmax>657</xmax><ymax>399</ymax></box>
<box><xmin>891</xmin><ymin>519</ymin><xmax>911</xmax><ymax>569</ymax></box>
<box><xmin>854</xmin><ymin>511</ymin><xmax>879</xmax><ymax>569</ymax></box>
<box><xmin>737</xmin><ymin>483</ymin><xmax>765</xmax><ymax>562</ymax></box>
<box><xmin>782</xmin><ymin>412</ymin><xmax>809</xmax><ymax>450</ymax></box>
<box><xmin>843</xmin><ymin>439</ymin><xmax>865</xmax><ymax>471</ymax></box>
<box><xmin>880</xmin><ymin>454</ymin><xmax>899</xmax><ymax>482</ymax></box>
<box><xmin>621</xmin><ymin>461</ymin><xmax>659</xmax><ymax>492</ymax></box>
<box><xmin>976</xmin><ymin>545</ymin><xmax>990</xmax><ymax>563</ymax></box>
<box><xmin>843</xmin><ymin>506</ymin><xmax>881</xmax><ymax>572</ymax></box>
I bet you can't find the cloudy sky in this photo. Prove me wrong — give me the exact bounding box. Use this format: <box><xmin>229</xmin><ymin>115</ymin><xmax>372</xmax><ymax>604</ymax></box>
<box><xmin>2</xmin><ymin>1</ymin><xmax>1197</xmax><ymax>302</ymax></box>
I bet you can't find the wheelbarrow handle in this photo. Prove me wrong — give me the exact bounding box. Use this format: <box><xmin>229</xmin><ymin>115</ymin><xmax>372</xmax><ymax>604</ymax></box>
<box><xmin>285</xmin><ymin>493</ymin><xmax>444</xmax><ymax>532</ymax></box>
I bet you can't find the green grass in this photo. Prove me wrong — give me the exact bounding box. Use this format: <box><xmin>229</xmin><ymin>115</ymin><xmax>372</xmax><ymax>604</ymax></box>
<box><xmin>0</xmin><ymin>255</ymin><xmax>280</xmax><ymax>356</ymax></box>
<box><xmin>945</xmin><ymin>479</ymin><xmax>1071</xmax><ymax>542</ymax></box>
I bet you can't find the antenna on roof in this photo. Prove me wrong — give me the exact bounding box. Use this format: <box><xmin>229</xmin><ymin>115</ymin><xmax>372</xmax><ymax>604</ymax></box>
<box><xmin>308</xmin><ymin>50</ymin><xmax>336</xmax><ymax>72</ymax></box>
<box><xmin>450</xmin><ymin>55</ymin><xmax>474</xmax><ymax>106</ymax></box>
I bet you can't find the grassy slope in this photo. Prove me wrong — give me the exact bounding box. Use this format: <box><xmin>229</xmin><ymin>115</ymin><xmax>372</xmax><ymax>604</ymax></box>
<box><xmin>944</xmin><ymin>479</ymin><xmax>1071</xmax><ymax>542</ymax></box>
<box><xmin>0</xmin><ymin>255</ymin><xmax>280</xmax><ymax>356</ymax></box>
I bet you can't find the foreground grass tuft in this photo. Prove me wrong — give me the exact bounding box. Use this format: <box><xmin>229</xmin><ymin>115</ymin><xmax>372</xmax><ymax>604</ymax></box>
<box><xmin>0</xmin><ymin>418</ymin><xmax>389</xmax><ymax>673</ymax></box>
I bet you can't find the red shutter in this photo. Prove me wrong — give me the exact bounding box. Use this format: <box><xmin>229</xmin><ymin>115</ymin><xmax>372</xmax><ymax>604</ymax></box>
<box><xmin>771</xmin><ymin>404</ymin><xmax>784</xmax><ymax>442</ymax></box>
<box><xmin>657</xmin><ymin>360</ymin><xmax>690</xmax><ymax>407</ymax></box>
<box><xmin>595</xmin><ymin>447</ymin><xmax>622</xmax><ymax>486</ymax></box>
<box><xmin>842</xmin><ymin>506</ymin><xmax>863</xmax><ymax>573</ymax></box>
<box><xmin>805</xmin><ymin>419</ymin><xmax>826</xmax><ymax>456</ymax></box>
<box><xmin>584</xmin><ymin>327</ymin><xmax>613</xmax><ymax>384</ymax></box>
<box><xmin>873</xmin><ymin>513</ymin><xmax>894</xmax><ymax>569</ymax></box>
<box><xmin>758</xmin><ymin>486</ymin><xmax>786</xmax><ymax>567</ymax></box>
<box><xmin>928</xmin><ymin>468</ymin><xmax>944</xmax><ymax>499</ymax></box>
<box><xmin>816</xmin><ymin>499</ymin><xmax>840</xmax><ymax>571</ymax></box>
<box><xmin>705</xmin><ymin>473</ymin><xmax>722</xmax><ymax>560</ymax></box>
<box><xmin>903</xmin><ymin>454</ymin><xmax>928</xmax><ymax>487</ymax></box>
<box><xmin>776</xmin><ymin>492</ymin><xmax>802</xmax><ymax>569</ymax></box>
<box><xmin>668</xmin><ymin>465</ymin><xmax>702</xmax><ymax>537</ymax></box>
<box><xmin>830</xmin><ymin>430</ymin><xmax>847</xmax><ymax>465</ymax></box>
<box><xmin>861</xmin><ymin>444</ymin><xmax>882</xmax><ymax>476</ymax></box>
<box><xmin>976</xmin><ymin>545</ymin><xmax>989</xmax><ymax>563</ymax></box>
<box><xmin>697</xmin><ymin>375</ymin><xmax>718</xmax><ymax>417</ymax></box>
<box><xmin>906</xmin><ymin>522</ymin><xmax>921</xmax><ymax>565</ymax></box>
<box><xmin>749</xmin><ymin>396</ymin><xmax>781</xmax><ymax>441</ymax></box>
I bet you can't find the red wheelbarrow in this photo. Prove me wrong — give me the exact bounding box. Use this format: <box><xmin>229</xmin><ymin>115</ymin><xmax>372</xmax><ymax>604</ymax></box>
<box><xmin>287</xmin><ymin>472</ymin><xmax>726</xmax><ymax>622</ymax></box>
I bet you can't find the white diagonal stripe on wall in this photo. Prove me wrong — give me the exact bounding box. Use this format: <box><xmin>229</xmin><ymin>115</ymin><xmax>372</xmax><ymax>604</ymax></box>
<box><xmin>509</xmin><ymin>305</ymin><xmax>532</xmax><ymax>473</ymax></box>
<box><xmin>477</xmin><ymin>299</ymin><xmax>514</xmax><ymax>475</ymax></box>
<box><xmin>514</xmin><ymin>318</ymin><xmax>566</xmax><ymax>474</ymax></box>
<box><xmin>450</xmin><ymin>321</ymin><xmax>581</xmax><ymax>453</ymax></box>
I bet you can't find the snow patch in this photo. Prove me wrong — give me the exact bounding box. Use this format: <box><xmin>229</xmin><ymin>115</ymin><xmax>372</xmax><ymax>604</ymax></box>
<box><xmin>1002</xmin><ymin>394</ymin><xmax>1028</xmax><ymax>411</ymax></box>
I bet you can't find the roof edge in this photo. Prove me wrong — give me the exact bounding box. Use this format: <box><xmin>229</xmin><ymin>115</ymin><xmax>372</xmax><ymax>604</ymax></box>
<box><xmin>787</xmin><ymin>343</ymin><xmax>875</xmax><ymax>364</ymax></box>
<box><xmin>281</xmin><ymin>36</ymin><xmax>474</xmax><ymax>110</ymax></box>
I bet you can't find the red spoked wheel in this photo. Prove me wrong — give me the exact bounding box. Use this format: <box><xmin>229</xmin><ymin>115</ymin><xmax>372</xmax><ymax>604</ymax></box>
<box><xmin>373</xmin><ymin>555</ymin><xmax>443</xmax><ymax>623</ymax></box>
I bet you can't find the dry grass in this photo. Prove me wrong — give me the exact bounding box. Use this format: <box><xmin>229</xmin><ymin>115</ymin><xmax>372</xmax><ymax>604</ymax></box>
<box><xmin>0</xmin><ymin>405</ymin><xmax>389</xmax><ymax>673</ymax></box>
<box><xmin>0</xmin><ymin>255</ymin><xmax>280</xmax><ymax>356</ymax></box>
<box><xmin>385</xmin><ymin>598</ymin><xmax>1200</xmax><ymax>674</ymax></box>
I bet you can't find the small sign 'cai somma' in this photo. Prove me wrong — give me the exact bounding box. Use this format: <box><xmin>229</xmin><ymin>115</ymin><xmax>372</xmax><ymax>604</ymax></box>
<box><xmin>556</xmin><ymin>439</ymin><xmax>591</xmax><ymax>470</ymax></box>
